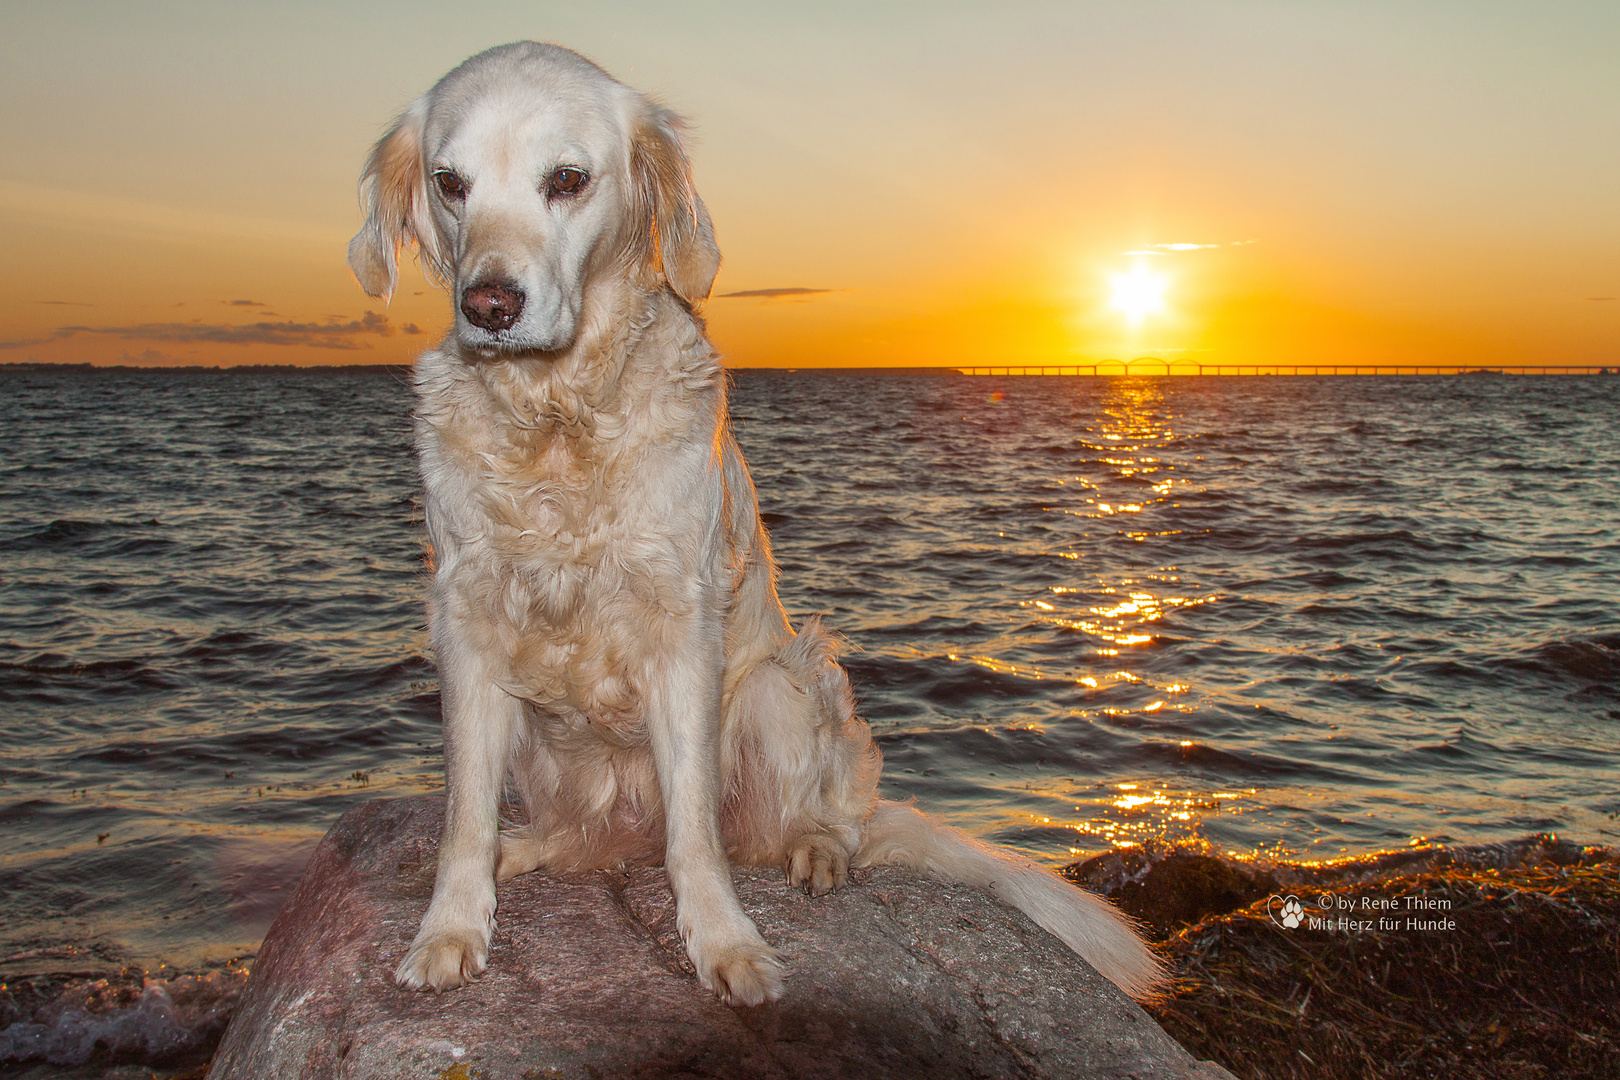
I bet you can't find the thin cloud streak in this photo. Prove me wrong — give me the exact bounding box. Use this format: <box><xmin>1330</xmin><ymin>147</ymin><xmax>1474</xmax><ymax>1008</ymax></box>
<box><xmin>1119</xmin><ymin>240</ymin><xmax>1259</xmax><ymax>255</ymax></box>
<box><xmin>716</xmin><ymin>287</ymin><xmax>834</xmax><ymax>299</ymax></box>
<box><xmin>0</xmin><ymin>334</ymin><xmax>64</xmax><ymax>349</ymax></box>
<box><xmin>0</xmin><ymin>312</ymin><xmax>399</xmax><ymax>351</ymax></box>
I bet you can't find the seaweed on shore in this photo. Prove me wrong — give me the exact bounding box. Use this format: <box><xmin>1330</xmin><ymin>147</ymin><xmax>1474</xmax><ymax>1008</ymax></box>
<box><xmin>1134</xmin><ymin>850</ymin><xmax>1619</xmax><ymax>1080</ymax></box>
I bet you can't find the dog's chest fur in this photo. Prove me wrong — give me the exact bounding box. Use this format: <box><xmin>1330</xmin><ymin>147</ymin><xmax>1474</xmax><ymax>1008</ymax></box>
<box><xmin>415</xmin><ymin>304</ymin><xmax>723</xmax><ymax>735</ymax></box>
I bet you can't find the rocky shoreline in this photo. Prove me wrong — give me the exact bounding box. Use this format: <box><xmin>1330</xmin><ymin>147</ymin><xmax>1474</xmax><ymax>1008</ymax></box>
<box><xmin>2</xmin><ymin>827</ymin><xmax>1613</xmax><ymax>1079</ymax></box>
<box><xmin>1069</xmin><ymin>839</ymin><xmax>1620</xmax><ymax>1079</ymax></box>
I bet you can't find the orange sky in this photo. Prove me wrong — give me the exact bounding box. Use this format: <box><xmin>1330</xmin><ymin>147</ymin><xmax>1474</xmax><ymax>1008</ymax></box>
<box><xmin>2</xmin><ymin>3</ymin><xmax>1616</xmax><ymax>369</ymax></box>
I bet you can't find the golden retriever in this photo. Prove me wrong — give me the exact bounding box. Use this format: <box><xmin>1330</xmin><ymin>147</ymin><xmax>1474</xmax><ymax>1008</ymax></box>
<box><xmin>348</xmin><ymin>41</ymin><xmax>1162</xmax><ymax>1006</ymax></box>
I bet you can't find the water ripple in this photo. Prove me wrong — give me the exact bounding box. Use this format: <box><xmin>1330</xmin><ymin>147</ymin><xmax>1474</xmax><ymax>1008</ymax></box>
<box><xmin>0</xmin><ymin>364</ymin><xmax>1616</xmax><ymax>990</ymax></box>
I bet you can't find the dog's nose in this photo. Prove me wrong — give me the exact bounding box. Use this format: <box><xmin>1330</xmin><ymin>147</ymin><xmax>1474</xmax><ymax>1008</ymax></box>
<box><xmin>460</xmin><ymin>281</ymin><xmax>526</xmax><ymax>332</ymax></box>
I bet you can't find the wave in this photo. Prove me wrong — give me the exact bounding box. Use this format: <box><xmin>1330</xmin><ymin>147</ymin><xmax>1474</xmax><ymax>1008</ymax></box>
<box><xmin>1503</xmin><ymin>632</ymin><xmax>1620</xmax><ymax>691</ymax></box>
<box><xmin>0</xmin><ymin>962</ymin><xmax>248</xmax><ymax>1069</ymax></box>
<box><xmin>0</xmin><ymin>656</ymin><xmax>179</xmax><ymax>696</ymax></box>
<box><xmin>1</xmin><ymin>518</ymin><xmax>166</xmax><ymax>554</ymax></box>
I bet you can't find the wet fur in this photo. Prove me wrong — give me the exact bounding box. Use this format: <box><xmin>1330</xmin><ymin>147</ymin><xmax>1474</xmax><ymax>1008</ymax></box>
<box><xmin>349</xmin><ymin>41</ymin><xmax>1163</xmax><ymax>1005</ymax></box>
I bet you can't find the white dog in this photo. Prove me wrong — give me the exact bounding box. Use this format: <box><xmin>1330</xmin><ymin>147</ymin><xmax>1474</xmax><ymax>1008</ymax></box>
<box><xmin>349</xmin><ymin>41</ymin><xmax>1163</xmax><ymax>1006</ymax></box>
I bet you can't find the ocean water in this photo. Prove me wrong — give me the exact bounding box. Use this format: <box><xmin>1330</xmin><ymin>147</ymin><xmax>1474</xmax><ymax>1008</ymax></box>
<box><xmin>1</xmin><ymin>364</ymin><xmax>1617</xmax><ymax>1068</ymax></box>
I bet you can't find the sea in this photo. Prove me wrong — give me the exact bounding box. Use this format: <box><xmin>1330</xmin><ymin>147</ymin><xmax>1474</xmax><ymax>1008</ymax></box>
<box><xmin>1</xmin><ymin>364</ymin><xmax>1617</xmax><ymax>1071</ymax></box>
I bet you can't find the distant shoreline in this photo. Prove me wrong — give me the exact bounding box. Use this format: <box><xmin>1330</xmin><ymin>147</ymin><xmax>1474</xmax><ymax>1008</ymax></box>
<box><xmin>3</xmin><ymin>360</ymin><xmax>1616</xmax><ymax>376</ymax></box>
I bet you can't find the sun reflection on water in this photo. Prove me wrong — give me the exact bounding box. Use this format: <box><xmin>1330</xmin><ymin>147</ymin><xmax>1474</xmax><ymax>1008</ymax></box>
<box><xmin>918</xmin><ymin>378</ymin><xmax>1266</xmax><ymax>864</ymax></box>
<box><xmin>973</xmin><ymin>775</ymin><xmax>1270</xmax><ymax>863</ymax></box>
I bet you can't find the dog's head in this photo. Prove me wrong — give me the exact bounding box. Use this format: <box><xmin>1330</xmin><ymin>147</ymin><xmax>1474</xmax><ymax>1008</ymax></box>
<box><xmin>348</xmin><ymin>42</ymin><xmax>719</xmax><ymax>354</ymax></box>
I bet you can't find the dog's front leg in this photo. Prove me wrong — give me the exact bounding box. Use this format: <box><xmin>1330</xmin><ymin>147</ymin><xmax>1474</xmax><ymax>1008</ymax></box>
<box><xmin>648</xmin><ymin>611</ymin><xmax>783</xmax><ymax>1006</ymax></box>
<box><xmin>396</xmin><ymin>620</ymin><xmax>518</xmax><ymax>992</ymax></box>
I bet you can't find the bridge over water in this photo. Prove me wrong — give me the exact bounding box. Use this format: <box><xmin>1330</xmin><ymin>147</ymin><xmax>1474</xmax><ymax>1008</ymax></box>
<box><xmin>956</xmin><ymin>362</ymin><xmax>1616</xmax><ymax>377</ymax></box>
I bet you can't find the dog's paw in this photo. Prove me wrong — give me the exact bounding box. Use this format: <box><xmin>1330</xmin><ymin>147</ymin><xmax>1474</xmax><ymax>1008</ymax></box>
<box><xmin>785</xmin><ymin>831</ymin><xmax>849</xmax><ymax>897</ymax></box>
<box><xmin>691</xmin><ymin>933</ymin><xmax>784</xmax><ymax>1006</ymax></box>
<box><xmin>395</xmin><ymin>928</ymin><xmax>489</xmax><ymax>992</ymax></box>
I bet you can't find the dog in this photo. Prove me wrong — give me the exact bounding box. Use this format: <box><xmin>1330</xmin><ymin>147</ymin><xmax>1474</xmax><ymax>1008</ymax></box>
<box><xmin>348</xmin><ymin>41</ymin><xmax>1163</xmax><ymax>1006</ymax></box>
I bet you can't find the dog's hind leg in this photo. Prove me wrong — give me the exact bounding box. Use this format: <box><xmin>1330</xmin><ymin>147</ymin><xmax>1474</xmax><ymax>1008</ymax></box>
<box><xmin>784</xmin><ymin>829</ymin><xmax>848</xmax><ymax>896</ymax></box>
<box><xmin>494</xmin><ymin>721</ymin><xmax>572</xmax><ymax>881</ymax></box>
<box><xmin>722</xmin><ymin>617</ymin><xmax>879</xmax><ymax>891</ymax></box>
<box><xmin>495</xmin><ymin>830</ymin><xmax>554</xmax><ymax>881</ymax></box>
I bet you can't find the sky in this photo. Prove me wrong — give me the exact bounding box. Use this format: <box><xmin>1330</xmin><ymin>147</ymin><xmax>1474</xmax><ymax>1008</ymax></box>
<box><xmin>2</xmin><ymin>1</ymin><xmax>1616</xmax><ymax>370</ymax></box>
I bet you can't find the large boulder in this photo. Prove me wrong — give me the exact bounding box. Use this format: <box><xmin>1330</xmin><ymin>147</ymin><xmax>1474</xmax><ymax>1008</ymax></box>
<box><xmin>210</xmin><ymin>797</ymin><xmax>1234</xmax><ymax>1079</ymax></box>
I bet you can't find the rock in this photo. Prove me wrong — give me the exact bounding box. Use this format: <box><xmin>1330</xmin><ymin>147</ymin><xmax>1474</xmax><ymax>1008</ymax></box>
<box><xmin>209</xmin><ymin>797</ymin><xmax>1235</xmax><ymax>1079</ymax></box>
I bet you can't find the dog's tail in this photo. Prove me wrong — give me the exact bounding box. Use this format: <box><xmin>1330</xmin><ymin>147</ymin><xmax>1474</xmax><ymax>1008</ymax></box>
<box><xmin>855</xmin><ymin>799</ymin><xmax>1166</xmax><ymax>1001</ymax></box>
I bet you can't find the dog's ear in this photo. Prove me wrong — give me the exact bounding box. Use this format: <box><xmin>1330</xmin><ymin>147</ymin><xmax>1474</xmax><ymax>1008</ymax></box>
<box><xmin>348</xmin><ymin>99</ymin><xmax>443</xmax><ymax>299</ymax></box>
<box><xmin>630</xmin><ymin>104</ymin><xmax>721</xmax><ymax>304</ymax></box>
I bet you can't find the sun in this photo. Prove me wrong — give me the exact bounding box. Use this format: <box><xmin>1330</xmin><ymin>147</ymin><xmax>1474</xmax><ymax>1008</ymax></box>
<box><xmin>1109</xmin><ymin>262</ymin><xmax>1168</xmax><ymax>327</ymax></box>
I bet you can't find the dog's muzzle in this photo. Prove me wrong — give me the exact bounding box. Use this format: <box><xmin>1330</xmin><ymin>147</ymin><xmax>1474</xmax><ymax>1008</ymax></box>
<box><xmin>461</xmin><ymin>280</ymin><xmax>526</xmax><ymax>333</ymax></box>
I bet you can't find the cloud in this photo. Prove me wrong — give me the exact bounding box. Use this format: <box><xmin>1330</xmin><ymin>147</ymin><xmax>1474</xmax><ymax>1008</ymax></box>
<box><xmin>0</xmin><ymin>334</ymin><xmax>65</xmax><ymax>349</ymax></box>
<box><xmin>225</xmin><ymin>299</ymin><xmax>270</xmax><ymax>307</ymax></box>
<box><xmin>1585</xmin><ymin>296</ymin><xmax>1615</xmax><ymax>302</ymax></box>
<box><xmin>1119</xmin><ymin>240</ymin><xmax>1258</xmax><ymax>255</ymax></box>
<box><xmin>0</xmin><ymin>311</ymin><xmax>400</xmax><ymax>351</ymax></box>
<box><xmin>716</xmin><ymin>287</ymin><xmax>834</xmax><ymax>299</ymax></box>
<box><xmin>41</xmin><ymin>299</ymin><xmax>94</xmax><ymax>307</ymax></box>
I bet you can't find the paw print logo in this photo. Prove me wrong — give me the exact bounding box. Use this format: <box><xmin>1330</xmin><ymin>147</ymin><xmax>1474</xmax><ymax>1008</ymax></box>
<box><xmin>1280</xmin><ymin>896</ymin><xmax>1304</xmax><ymax>927</ymax></box>
<box><xmin>1267</xmin><ymin>894</ymin><xmax>1305</xmax><ymax>929</ymax></box>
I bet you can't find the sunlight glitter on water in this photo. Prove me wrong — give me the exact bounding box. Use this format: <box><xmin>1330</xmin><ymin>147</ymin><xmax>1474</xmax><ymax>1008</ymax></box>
<box><xmin>3</xmin><ymin>365</ymin><xmax>1617</xmax><ymax>991</ymax></box>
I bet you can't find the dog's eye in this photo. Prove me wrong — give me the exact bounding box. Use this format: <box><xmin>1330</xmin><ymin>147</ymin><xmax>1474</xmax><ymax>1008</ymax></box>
<box><xmin>434</xmin><ymin>170</ymin><xmax>468</xmax><ymax>201</ymax></box>
<box><xmin>548</xmin><ymin>167</ymin><xmax>588</xmax><ymax>198</ymax></box>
